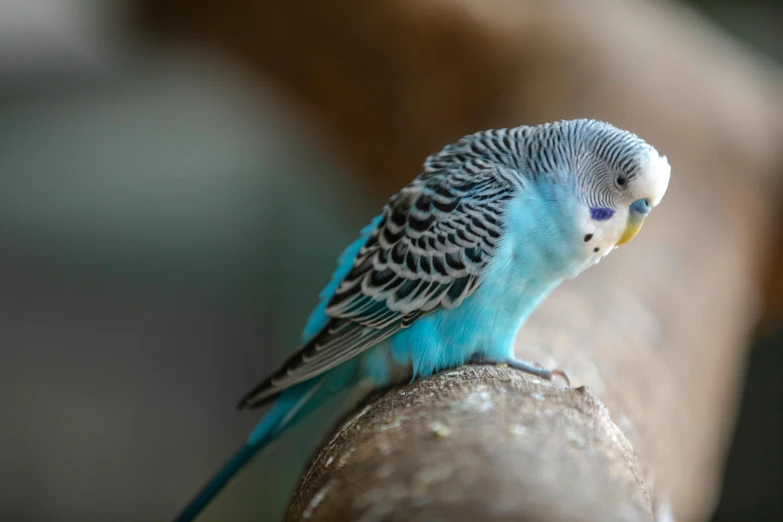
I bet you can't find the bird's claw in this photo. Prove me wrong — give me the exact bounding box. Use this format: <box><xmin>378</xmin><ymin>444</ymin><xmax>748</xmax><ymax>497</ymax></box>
<box><xmin>468</xmin><ymin>354</ymin><xmax>571</xmax><ymax>387</ymax></box>
<box><xmin>532</xmin><ymin>362</ymin><xmax>571</xmax><ymax>387</ymax></box>
<box><xmin>549</xmin><ymin>368</ymin><xmax>571</xmax><ymax>387</ymax></box>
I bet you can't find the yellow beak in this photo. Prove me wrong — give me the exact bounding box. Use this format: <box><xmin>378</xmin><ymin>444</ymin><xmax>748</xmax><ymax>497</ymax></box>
<box><xmin>616</xmin><ymin>212</ymin><xmax>646</xmax><ymax>246</ymax></box>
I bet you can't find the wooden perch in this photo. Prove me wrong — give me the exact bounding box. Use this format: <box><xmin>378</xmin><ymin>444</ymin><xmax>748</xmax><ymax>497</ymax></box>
<box><xmin>287</xmin><ymin>366</ymin><xmax>650</xmax><ymax>522</ymax></box>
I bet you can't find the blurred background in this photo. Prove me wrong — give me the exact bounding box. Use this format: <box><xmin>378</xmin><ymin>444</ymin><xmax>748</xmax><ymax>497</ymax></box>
<box><xmin>0</xmin><ymin>1</ymin><xmax>781</xmax><ymax>521</ymax></box>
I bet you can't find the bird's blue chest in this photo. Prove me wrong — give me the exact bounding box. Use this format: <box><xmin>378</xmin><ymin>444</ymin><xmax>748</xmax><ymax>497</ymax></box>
<box><xmin>386</xmin><ymin>181</ymin><xmax>588</xmax><ymax>379</ymax></box>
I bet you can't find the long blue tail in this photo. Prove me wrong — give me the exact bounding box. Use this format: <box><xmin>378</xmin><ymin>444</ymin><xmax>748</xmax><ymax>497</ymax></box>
<box><xmin>173</xmin><ymin>444</ymin><xmax>258</xmax><ymax>522</ymax></box>
<box><xmin>173</xmin><ymin>379</ymin><xmax>324</xmax><ymax>522</ymax></box>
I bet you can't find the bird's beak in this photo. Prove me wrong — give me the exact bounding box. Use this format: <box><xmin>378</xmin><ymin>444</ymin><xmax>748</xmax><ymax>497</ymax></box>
<box><xmin>616</xmin><ymin>198</ymin><xmax>651</xmax><ymax>246</ymax></box>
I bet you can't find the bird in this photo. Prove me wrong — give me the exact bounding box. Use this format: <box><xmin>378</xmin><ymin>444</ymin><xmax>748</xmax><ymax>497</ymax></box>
<box><xmin>173</xmin><ymin>118</ymin><xmax>671</xmax><ymax>521</ymax></box>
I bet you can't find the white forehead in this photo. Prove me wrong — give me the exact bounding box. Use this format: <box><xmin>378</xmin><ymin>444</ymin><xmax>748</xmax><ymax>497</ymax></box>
<box><xmin>635</xmin><ymin>147</ymin><xmax>671</xmax><ymax>207</ymax></box>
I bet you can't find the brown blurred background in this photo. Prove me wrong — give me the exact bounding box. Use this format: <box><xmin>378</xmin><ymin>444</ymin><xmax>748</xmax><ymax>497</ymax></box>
<box><xmin>0</xmin><ymin>1</ymin><xmax>781</xmax><ymax>521</ymax></box>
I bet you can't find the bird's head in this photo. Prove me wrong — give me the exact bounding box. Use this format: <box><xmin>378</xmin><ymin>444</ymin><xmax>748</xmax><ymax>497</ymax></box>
<box><xmin>610</xmin><ymin>147</ymin><xmax>671</xmax><ymax>246</ymax></box>
<box><xmin>568</xmin><ymin>121</ymin><xmax>670</xmax><ymax>253</ymax></box>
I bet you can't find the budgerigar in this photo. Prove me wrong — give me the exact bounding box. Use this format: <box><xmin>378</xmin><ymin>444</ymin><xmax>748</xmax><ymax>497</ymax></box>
<box><xmin>173</xmin><ymin>119</ymin><xmax>670</xmax><ymax>521</ymax></box>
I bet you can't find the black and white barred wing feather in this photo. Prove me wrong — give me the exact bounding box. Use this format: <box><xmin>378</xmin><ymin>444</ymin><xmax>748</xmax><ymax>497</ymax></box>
<box><xmin>239</xmin><ymin>156</ymin><xmax>517</xmax><ymax>408</ymax></box>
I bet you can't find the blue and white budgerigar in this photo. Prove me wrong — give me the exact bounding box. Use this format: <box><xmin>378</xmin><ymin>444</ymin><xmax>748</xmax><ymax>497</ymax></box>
<box><xmin>174</xmin><ymin>119</ymin><xmax>670</xmax><ymax>521</ymax></box>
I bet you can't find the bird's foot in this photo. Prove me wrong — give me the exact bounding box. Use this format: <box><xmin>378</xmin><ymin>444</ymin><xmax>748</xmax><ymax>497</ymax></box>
<box><xmin>469</xmin><ymin>354</ymin><xmax>571</xmax><ymax>387</ymax></box>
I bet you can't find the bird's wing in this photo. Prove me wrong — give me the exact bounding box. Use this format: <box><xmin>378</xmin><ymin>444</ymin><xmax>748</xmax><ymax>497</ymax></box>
<box><xmin>239</xmin><ymin>160</ymin><xmax>517</xmax><ymax>408</ymax></box>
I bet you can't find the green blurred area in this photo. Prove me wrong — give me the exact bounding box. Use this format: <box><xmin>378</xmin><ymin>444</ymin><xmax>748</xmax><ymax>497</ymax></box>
<box><xmin>0</xmin><ymin>53</ymin><xmax>375</xmax><ymax>522</ymax></box>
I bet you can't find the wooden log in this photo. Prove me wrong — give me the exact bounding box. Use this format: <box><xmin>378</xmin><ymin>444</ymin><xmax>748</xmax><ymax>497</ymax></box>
<box><xmin>286</xmin><ymin>366</ymin><xmax>651</xmax><ymax>522</ymax></box>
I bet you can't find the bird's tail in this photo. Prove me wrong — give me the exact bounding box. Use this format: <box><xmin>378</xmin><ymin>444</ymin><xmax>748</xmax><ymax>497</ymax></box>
<box><xmin>172</xmin><ymin>378</ymin><xmax>325</xmax><ymax>522</ymax></box>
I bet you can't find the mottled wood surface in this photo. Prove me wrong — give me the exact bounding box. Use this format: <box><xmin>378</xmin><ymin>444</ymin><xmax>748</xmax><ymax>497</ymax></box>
<box><xmin>286</xmin><ymin>366</ymin><xmax>650</xmax><ymax>522</ymax></box>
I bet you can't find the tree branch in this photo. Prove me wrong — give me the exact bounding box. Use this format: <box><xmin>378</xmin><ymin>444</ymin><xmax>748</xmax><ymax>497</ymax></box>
<box><xmin>287</xmin><ymin>365</ymin><xmax>651</xmax><ymax>522</ymax></box>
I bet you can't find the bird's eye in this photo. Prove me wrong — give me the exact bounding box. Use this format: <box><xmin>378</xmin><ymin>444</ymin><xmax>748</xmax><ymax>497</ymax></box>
<box><xmin>615</xmin><ymin>175</ymin><xmax>627</xmax><ymax>189</ymax></box>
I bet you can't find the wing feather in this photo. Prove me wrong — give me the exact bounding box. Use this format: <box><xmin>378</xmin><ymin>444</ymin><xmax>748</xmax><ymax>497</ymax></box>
<box><xmin>238</xmin><ymin>159</ymin><xmax>519</xmax><ymax>409</ymax></box>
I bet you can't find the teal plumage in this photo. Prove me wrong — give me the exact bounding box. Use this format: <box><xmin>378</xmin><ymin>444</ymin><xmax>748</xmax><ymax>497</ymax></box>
<box><xmin>173</xmin><ymin>119</ymin><xmax>671</xmax><ymax>521</ymax></box>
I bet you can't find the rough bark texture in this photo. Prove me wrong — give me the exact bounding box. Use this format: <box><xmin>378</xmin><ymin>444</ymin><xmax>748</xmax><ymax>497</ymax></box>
<box><xmin>286</xmin><ymin>366</ymin><xmax>650</xmax><ymax>522</ymax></box>
<box><xmin>136</xmin><ymin>0</ymin><xmax>783</xmax><ymax>520</ymax></box>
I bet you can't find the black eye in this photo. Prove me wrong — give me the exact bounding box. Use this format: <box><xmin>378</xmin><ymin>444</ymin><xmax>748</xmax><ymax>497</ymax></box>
<box><xmin>615</xmin><ymin>175</ymin><xmax>627</xmax><ymax>188</ymax></box>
